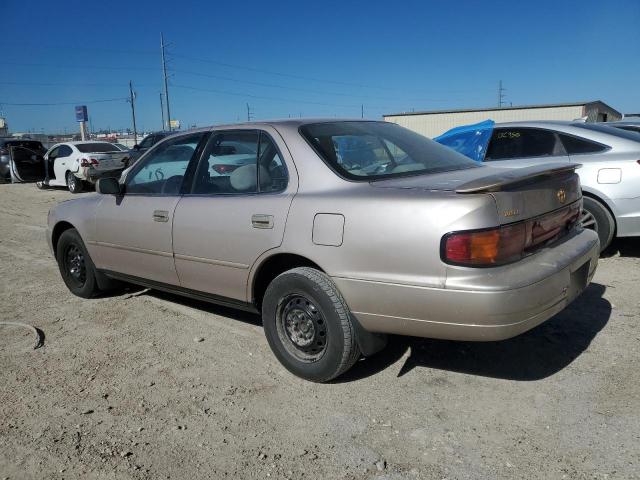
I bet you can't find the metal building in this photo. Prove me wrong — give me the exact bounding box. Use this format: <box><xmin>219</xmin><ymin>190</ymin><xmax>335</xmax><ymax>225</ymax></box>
<box><xmin>383</xmin><ymin>101</ymin><xmax>622</xmax><ymax>138</ymax></box>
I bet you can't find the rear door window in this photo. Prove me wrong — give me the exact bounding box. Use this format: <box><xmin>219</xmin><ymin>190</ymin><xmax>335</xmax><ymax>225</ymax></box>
<box><xmin>486</xmin><ymin>128</ymin><xmax>565</xmax><ymax>160</ymax></box>
<box><xmin>58</xmin><ymin>145</ymin><xmax>73</xmax><ymax>158</ymax></box>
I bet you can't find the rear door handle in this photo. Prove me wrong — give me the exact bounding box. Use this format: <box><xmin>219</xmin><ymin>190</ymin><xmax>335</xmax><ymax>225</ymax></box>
<box><xmin>153</xmin><ymin>210</ymin><xmax>169</xmax><ymax>222</ymax></box>
<box><xmin>251</xmin><ymin>214</ymin><xmax>274</xmax><ymax>229</ymax></box>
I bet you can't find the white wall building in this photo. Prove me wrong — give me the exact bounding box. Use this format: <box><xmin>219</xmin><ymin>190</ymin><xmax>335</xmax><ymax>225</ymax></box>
<box><xmin>384</xmin><ymin>101</ymin><xmax>622</xmax><ymax>138</ymax></box>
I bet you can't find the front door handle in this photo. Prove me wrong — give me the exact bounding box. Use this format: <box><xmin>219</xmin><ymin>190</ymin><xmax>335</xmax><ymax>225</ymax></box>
<box><xmin>153</xmin><ymin>210</ymin><xmax>169</xmax><ymax>222</ymax></box>
<box><xmin>251</xmin><ymin>214</ymin><xmax>274</xmax><ymax>229</ymax></box>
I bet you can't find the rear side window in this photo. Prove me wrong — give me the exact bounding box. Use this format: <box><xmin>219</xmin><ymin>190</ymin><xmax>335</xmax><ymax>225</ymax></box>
<box><xmin>558</xmin><ymin>134</ymin><xmax>608</xmax><ymax>155</ymax></box>
<box><xmin>486</xmin><ymin>128</ymin><xmax>565</xmax><ymax>160</ymax></box>
<box><xmin>58</xmin><ymin>145</ymin><xmax>73</xmax><ymax>157</ymax></box>
<box><xmin>191</xmin><ymin>130</ymin><xmax>287</xmax><ymax>194</ymax></box>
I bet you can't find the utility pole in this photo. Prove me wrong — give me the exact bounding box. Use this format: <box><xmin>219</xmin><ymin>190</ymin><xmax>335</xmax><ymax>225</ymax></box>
<box><xmin>128</xmin><ymin>81</ymin><xmax>138</xmax><ymax>144</ymax></box>
<box><xmin>161</xmin><ymin>33</ymin><xmax>172</xmax><ymax>131</ymax></box>
<box><xmin>246</xmin><ymin>103</ymin><xmax>253</xmax><ymax>122</ymax></box>
<box><xmin>160</xmin><ymin>92</ymin><xmax>165</xmax><ymax>130</ymax></box>
<box><xmin>498</xmin><ymin>80</ymin><xmax>506</xmax><ymax>107</ymax></box>
<box><xmin>361</xmin><ymin>104</ymin><xmax>364</xmax><ymax>119</ymax></box>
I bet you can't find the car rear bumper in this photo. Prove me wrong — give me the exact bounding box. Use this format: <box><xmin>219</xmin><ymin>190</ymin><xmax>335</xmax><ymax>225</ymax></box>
<box><xmin>86</xmin><ymin>168</ymin><xmax>124</xmax><ymax>183</ymax></box>
<box><xmin>334</xmin><ymin>228</ymin><xmax>600</xmax><ymax>341</ymax></box>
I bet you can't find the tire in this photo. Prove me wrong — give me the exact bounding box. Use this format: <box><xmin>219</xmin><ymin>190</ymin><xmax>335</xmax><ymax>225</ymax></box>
<box><xmin>56</xmin><ymin>228</ymin><xmax>100</xmax><ymax>298</ymax></box>
<box><xmin>581</xmin><ymin>197</ymin><xmax>615</xmax><ymax>252</ymax></box>
<box><xmin>262</xmin><ymin>267</ymin><xmax>361</xmax><ymax>382</ymax></box>
<box><xmin>66</xmin><ymin>171</ymin><xmax>83</xmax><ymax>194</ymax></box>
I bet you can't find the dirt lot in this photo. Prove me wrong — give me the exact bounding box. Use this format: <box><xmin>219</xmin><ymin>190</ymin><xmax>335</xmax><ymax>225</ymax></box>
<box><xmin>0</xmin><ymin>183</ymin><xmax>639</xmax><ymax>480</ymax></box>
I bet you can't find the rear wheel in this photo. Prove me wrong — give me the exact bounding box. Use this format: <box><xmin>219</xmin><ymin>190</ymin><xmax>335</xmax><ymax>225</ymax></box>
<box><xmin>262</xmin><ymin>267</ymin><xmax>360</xmax><ymax>382</ymax></box>
<box><xmin>581</xmin><ymin>196</ymin><xmax>615</xmax><ymax>252</ymax></box>
<box><xmin>56</xmin><ymin>228</ymin><xmax>100</xmax><ymax>298</ymax></box>
<box><xmin>66</xmin><ymin>171</ymin><xmax>83</xmax><ymax>194</ymax></box>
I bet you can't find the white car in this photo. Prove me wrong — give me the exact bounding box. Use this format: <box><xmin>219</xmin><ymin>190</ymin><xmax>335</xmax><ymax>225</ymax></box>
<box><xmin>38</xmin><ymin>141</ymin><xmax>129</xmax><ymax>193</ymax></box>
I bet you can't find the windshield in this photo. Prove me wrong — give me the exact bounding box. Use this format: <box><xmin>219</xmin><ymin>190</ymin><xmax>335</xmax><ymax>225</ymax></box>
<box><xmin>574</xmin><ymin>123</ymin><xmax>640</xmax><ymax>142</ymax></box>
<box><xmin>300</xmin><ymin>121</ymin><xmax>478</xmax><ymax>180</ymax></box>
<box><xmin>4</xmin><ymin>140</ymin><xmax>46</xmax><ymax>153</ymax></box>
<box><xmin>76</xmin><ymin>143</ymin><xmax>120</xmax><ymax>153</ymax></box>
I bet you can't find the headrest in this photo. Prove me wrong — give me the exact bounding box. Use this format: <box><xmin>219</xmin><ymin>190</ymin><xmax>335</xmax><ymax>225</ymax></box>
<box><xmin>229</xmin><ymin>164</ymin><xmax>271</xmax><ymax>192</ymax></box>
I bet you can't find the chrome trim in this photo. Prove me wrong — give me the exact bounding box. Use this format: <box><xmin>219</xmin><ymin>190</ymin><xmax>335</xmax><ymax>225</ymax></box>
<box><xmin>174</xmin><ymin>253</ymin><xmax>249</xmax><ymax>269</ymax></box>
<box><xmin>88</xmin><ymin>240</ymin><xmax>174</xmax><ymax>258</ymax></box>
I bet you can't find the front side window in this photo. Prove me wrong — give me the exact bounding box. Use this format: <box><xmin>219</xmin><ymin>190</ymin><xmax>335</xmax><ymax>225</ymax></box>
<box><xmin>48</xmin><ymin>147</ymin><xmax>60</xmax><ymax>159</ymax></box>
<box><xmin>191</xmin><ymin>130</ymin><xmax>287</xmax><ymax>194</ymax></box>
<box><xmin>300</xmin><ymin>121</ymin><xmax>477</xmax><ymax>180</ymax></box>
<box><xmin>485</xmin><ymin>128</ymin><xmax>565</xmax><ymax>160</ymax></box>
<box><xmin>126</xmin><ymin>133</ymin><xmax>204</xmax><ymax>195</ymax></box>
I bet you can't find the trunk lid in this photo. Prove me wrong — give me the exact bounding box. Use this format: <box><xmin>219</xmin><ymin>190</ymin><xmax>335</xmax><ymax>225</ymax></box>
<box><xmin>84</xmin><ymin>151</ymin><xmax>128</xmax><ymax>171</ymax></box>
<box><xmin>371</xmin><ymin>163</ymin><xmax>582</xmax><ymax>224</ymax></box>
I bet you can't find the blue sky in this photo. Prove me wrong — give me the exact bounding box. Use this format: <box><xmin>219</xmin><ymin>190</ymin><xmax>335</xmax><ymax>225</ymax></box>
<box><xmin>2</xmin><ymin>0</ymin><xmax>639</xmax><ymax>133</ymax></box>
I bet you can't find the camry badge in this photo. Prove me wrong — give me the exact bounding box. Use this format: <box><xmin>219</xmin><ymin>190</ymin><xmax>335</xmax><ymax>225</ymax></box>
<box><xmin>557</xmin><ymin>189</ymin><xmax>566</xmax><ymax>204</ymax></box>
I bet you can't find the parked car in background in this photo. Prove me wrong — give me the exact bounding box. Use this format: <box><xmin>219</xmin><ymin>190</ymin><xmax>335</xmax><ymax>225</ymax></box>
<box><xmin>605</xmin><ymin>120</ymin><xmax>640</xmax><ymax>136</ymax></box>
<box><xmin>0</xmin><ymin>137</ymin><xmax>47</xmax><ymax>183</ymax></box>
<box><xmin>128</xmin><ymin>131</ymin><xmax>172</xmax><ymax>163</ymax></box>
<box><xmin>437</xmin><ymin>121</ymin><xmax>640</xmax><ymax>251</ymax></box>
<box><xmin>46</xmin><ymin>120</ymin><xmax>598</xmax><ymax>382</ymax></box>
<box><xmin>36</xmin><ymin>141</ymin><xmax>129</xmax><ymax>193</ymax></box>
<box><xmin>112</xmin><ymin>143</ymin><xmax>131</xmax><ymax>152</ymax></box>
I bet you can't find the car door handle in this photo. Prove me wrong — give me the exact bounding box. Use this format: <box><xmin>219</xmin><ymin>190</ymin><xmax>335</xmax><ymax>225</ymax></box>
<box><xmin>153</xmin><ymin>210</ymin><xmax>169</xmax><ymax>222</ymax></box>
<box><xmin>251</xmin><ymin>214</ymin><xmax>274</xmax><ymax>229</ymax></box>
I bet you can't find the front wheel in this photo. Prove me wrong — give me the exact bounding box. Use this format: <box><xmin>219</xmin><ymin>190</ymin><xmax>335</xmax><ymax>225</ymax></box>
<box><xmin>262</xmin><ymin>267</ymin><xmax>361</xmax><ymax>382</ymax></box>
<box><xmin>581</xmin><ymin>197</ymin><xmax>615</xmax><ymax>252</ymax></box>
<box><xmin>56</xmin><ymin>228</ymin><xmax>101</xmax><ymax>298</ymax></box>
<box><xmin>66</xmin><ymin>171</ymin><xmax>83</xmax><ymax>194</ymax></box>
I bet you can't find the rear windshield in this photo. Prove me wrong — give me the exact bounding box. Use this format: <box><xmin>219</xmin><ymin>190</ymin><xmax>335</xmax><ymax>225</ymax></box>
<box><xmin>300</xmin><ymin>121</ymin><xmax>478</xmax><ymax>180</ymax></box>
<box><xmin>574</xmin><ymin>123</ymin><xmax>640</xmax><ymax>142</ymax></box>
<box><xmin>3</xmin><ymin>140</ymin><xmax>46</xmax><ymax>152</ymax></box>
<box><xmin>76</xmin><ymin>143</ymin><xmax>120</xmax><ymax>153</ymax></box>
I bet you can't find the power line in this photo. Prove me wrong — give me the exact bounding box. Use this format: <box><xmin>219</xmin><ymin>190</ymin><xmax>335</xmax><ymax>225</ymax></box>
<box><xmin>0</xmin><ymin>97</ymin><xmax>128</xmax><ymax>106</ymax></box>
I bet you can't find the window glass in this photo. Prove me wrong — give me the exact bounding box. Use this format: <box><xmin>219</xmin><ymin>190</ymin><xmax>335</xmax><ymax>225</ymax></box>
<box><xmin>615</xmin><ymin>125</ymin><xmax>640</xmax><ymax>134</ymax></box>
<box><xmin>192</xmin><ymin>131</ymin><xmax>259</xmax><ymax>194</ymax></box>
<box><xmin>126</xmin><ymin>133</ymin><xmax>204</xmax><ymax>195</ymax></box>
<box><xmin>76</xmin><ymin>143</ymin><xmax>119</xmax><ymax>153</ymax></box>
<box><xmin>48</xmin><ymin>147</ymin><xmax>60</xmax><ymax>158</ymax></box>
<box><xmin>5</xmin><ymin>141</ymin><xmax>46</xmax><ymax>153</ymax></box>
<box><xmin>258</xmin><ymin>132</ymin><xmax>288</xmax><ymax>193</ymax></box>
<box><xmin>559</xmin><ymin>134</ymin><xmax>607</xmax><ymax>155</ymax></box>
<box><xmin>300</xmin><ymin>121</ymin><xmax>477</xmax><ymax>180</ymax></box>
<box><xmin>58</xmin><ymin>145</ymin><xmax>73</xmax><ymax>157</ymax></box>
<box><xmin>485</xmin><ymin>128</ymin><xmax>564</xmax><ymax>160</ymax></box>
<box><xmin>138</xmin><ymin>135</ymin><xmax>156</xmax><ymax>149</ymax></box>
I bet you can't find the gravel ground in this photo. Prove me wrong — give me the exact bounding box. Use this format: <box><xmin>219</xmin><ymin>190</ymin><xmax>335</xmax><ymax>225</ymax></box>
<box><xmin>1</xmin><ymin>183</ymin><xmax>639</xmax><ymax>480</ymax></box>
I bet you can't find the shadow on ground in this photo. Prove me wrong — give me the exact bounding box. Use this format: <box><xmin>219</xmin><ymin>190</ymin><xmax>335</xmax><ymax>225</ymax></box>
<box><xmin>603</xmin><ymin>238</ymin><xmax>640</xmax><ymax>258</ymax></box>
<box><xmin>338</xmin><ymin>282</ymin><xmax>611</xmax><ymax>383</ymax></box>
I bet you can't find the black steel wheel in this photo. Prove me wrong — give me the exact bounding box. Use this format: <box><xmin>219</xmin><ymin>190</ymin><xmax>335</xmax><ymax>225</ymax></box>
<box><xmin>56</xmin><ymin>228</ymin><xmax>100</xmax><ymax>298</ymax></box>
<box><xmin>262</xmin><ymin>267</ymin><xmax>361</xmax><ymax>382</ymax></box>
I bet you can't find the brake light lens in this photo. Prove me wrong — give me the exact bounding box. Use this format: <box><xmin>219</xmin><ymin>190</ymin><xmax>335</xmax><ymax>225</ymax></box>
<box><xmin>442</xmin><ymin>202</ymin><xmax>580</xmax><ymax>266</ymax></box>
<box><xmin>212</xmin><ymin>164</ymin><xmax>239</xmax><ymax>174</ymax></box>
<box><xmin>80</xmin><ymin>158</ymin><xmax>99</xmax><ymax>167</ymax></box>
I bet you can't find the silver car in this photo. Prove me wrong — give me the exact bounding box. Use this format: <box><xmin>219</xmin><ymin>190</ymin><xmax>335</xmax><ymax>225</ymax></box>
<box><xmin>482</xmin><ymin>121</ymin><xmax>640</xmax><ymax>250</ymax></box>
<box><xmin>46</xmin><ymin>120</ymin><xmax>599</xmax><ymax>382</ymax></box>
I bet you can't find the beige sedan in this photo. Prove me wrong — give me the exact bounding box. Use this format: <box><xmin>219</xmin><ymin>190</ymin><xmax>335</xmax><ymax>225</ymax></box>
<box><xmin>46</xmin><ymin>120</ymin><xmax>599</xmax><ymax>381</ymax></box>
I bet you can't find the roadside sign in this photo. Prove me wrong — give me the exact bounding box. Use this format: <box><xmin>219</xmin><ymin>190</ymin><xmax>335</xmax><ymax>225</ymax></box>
<box><xmin>169</xmin><ymin>119</ymin><xmax>180</xmax><ymax>129</ymax></box>
<box><xmin>75</xmin><ymin>105</ymin><xmax>88</xmax><ymax>122</ymax></box>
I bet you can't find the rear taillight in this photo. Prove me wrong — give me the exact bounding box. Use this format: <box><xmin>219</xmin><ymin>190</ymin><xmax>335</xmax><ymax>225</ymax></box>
<box><xmin>80</xmin><ymin>158</ymin><xmax>99</xmax><ymax>167</ymax></box>
<box><xmin>442</xmin><ymin>202</ymin><xmax>581</xmax><ymax>267</ymax></box>
<box><xmin>212</xmin><ymin>164</ymin><xmax>239</xmax><ymax>174</ymax></box>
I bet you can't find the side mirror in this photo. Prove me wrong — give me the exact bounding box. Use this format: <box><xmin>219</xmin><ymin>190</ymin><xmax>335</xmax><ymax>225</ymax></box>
<box><xmin>133</xmin><ymin>144</ymin><xmax>140</xmax><ymax>151</ymax></box>
<box><xmin>96</xmin><ymin>177</ymin><xmax>122</xmax><ymax>195</ymax></box>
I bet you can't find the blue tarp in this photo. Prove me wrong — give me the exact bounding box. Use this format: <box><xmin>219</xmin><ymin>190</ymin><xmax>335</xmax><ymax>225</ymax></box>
<box><xmin>434</xmin><ymin>119</ymin><xmax>494</xmax><ymax>162</ymax></box>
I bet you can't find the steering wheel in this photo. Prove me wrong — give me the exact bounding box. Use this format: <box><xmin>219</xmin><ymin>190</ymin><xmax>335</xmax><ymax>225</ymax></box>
<box><xmin>154</xmin><ymin>168</ymin><xmax>165</xmax><ymax>181</ymax></box>
<box><xmin>161</xmin><ymin>175</ymin><xmax>183</xmax><ymax>194</ymax></box>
